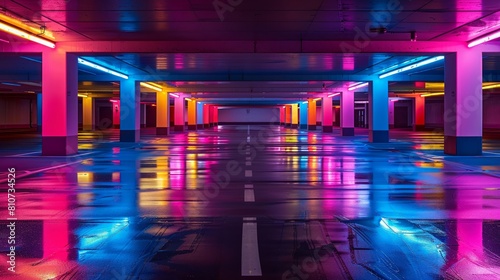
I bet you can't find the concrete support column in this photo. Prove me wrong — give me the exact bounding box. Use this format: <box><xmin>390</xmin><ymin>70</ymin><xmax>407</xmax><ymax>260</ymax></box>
<box><xmin>42</xmin><ymin>49</ymin><xmax>78</xmax><ymax>156</ymax></box>
<box><xmin>280</xmin><ymin>106</ymin><xmax>285</xmax><ymax>125</ymax></box>
<box><xmin>389</xmin><ymin>100</ymin><xmax>395</xmax><ymax>129</ymax></box>
<box><xmin>188</xmin><ymin>99</ymin><xmax>197</xmax><ymax>130</ymax></box>
<box><xmin>414</xmin><ymin>96</ymin><xmax>425</xmax><ymax>131</ymax></box>
<box><xmin>37</xmin><ymin>93</ymin><xmax>42</xmax><ymax>132</ymax></box>
<box><xmin>369</xmin><ymin>79</ymin><xmax>389</xmax><ymax>142</ymax></box>
<box><xmin>156</xmin><ymin>90</ymin><xmax>170</xmax><ymax>135</ymax></box>
<box><xmin>209</xmin><ymin>105</ymin><xmax>215</xmax><ymax>127</ymax></box>
<box><xmin>291</xmin><ymin>104</ymin><xmax>299</xmax><ymax>129</ymax></box>
<box><xmin>308</xmin><ymin>99</ymin><xmax>317</xmax><ymax>130</ymax></box>
<box><xmin>120</xmin><ymin>79</ymin><xmax>140</xmax><ymax>142</ymax></box>
<box><xmin>197</xmin><ymin>102</ymin><xmax>204</xmax><ymax>129</ymax></box>
<box><xmin>299</xmin><ymin>102</ymin><xmax>308</xmax><ymax>129</ymax></box>
<box><xmin>285</xmin><ymin>105</ymin><xmax>292</xmax><ymax>127</ymax></box>
<box><xmin>203</xmin><ymin>104</ymin><xmax>210</xmax><ymax>128</ymax></box>
<box><xmin>341</xmin><ymin>91</ymin><xmax>355</xmax><ymax>136</ymax></box>
<box><xmin>174</xmin><ymin>96</ymin><xmax>185</xmax><ymax>131</ymax></box>
<box><xmin>82</xmin><ymin>97</ymin><xmax>94</xmax><ymax>131</ymax></box>
<box><xmin>444</xmin><ymin>50</ymin><xmax>483</xmax><ymax>155</ymax></box>
<box><xmin>322</xmin><ymin>96</ymin><xmax>333</xmax><ymax>132</ymax></box>
<box><xmin>112</xmin><ymin>101</ymin><xmax>120</xmax><ymax>128</ymax></box>
<box><xmin>213</xmin><ymin>106</ymin><xmax>219</xmax><ymax>126</ymax></box>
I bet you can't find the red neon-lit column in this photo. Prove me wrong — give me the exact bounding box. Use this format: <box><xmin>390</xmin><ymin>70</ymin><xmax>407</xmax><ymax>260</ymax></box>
<box><xmin>285</xmin><ymin>105</ymin><xmax>292</xmax><ymax>127</ymax></box>
<box><xmin>341</xmin><ymin>90</ymin><xmax>355</xmax><ymax>136</ymax></box>
<box><xmin>291</xmin><ymin>104</ymin><xmax>299</xmax><ymax>129</ymax></box>
<box><xmin>444</xmin><ymin>50</ymin><xmax>483</xmax><ymax>155</ymax></box>
<box><xmin>156</xmin><ymin>90</ymin><xmax>170</xmax><ymax>135</ymax></box>
<box><xmin>414</xmin><ymin>96</ymin><xmax>425</xmax><ymax>131</ymax></box>
<box><xmin>208</xmin><ymin>105</ymin><xmax>214</xmax><ymax>127</ymax></box>
<box><xmin>188</xmin><ymin>99</ymin><xmax>197</xmax><ymax>130</ymax></box>
<box><xmin>82</xmin><ymin>96</ymin><xmax>94</xmax><ymax>131</ymax></box>
<box><xmin>42</xmin><ymin>49</ymin><xmax>78</xmax><ymax>156</ymax></box>
<box><xmin>280</xmin><ymin>106</ymin><xmax>285</xmax><ymax>125</ymax></box>
<box><xmin>203</xmin><ymin>104</ymin><xmax>210</xmax><ymax>128</ymax></box>
<box><xmin>322</xmin><ymin>96</ymin><xmax>333</xmax><ymax>132</ymax></box>
<box><xmin>389</xmin><ymin>99</ymin><xmax>395</xmax><ymax>129</ymax></box>
<box><xmin>308</xmin><ymin>99</ymin><xmax>317</xmax><ymax>130</ymax></box>
<box><xmin>213</xmin><ymin>106</ymin><xmax>219</xmax><ymax>126</ymax></box>
<box><xmin>112</xmin><ymin>101</ymin><xmax>120</xmax><ymax>128</ymax></box>
<box><xmin>120</xmin><ymin>79</ymin><xmax>140</xmax><ymax>142</ymax></box>
<box><xmin>369</xmin><ymin>79</ymin><xmax>389</xmax><ymax>142</ymax></box>
<box><xmin>174</xmin><ymin>95</ymin><xmax>186</xmax><ymax>131</ymax></box>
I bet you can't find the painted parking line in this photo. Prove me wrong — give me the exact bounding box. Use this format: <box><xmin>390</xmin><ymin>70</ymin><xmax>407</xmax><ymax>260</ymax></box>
<box><xmin>245</xmin><ymin>170</ymin><xmax>253</xmax><ymax>177</ymax></box>
<box><xmin>244</xmin><ymin>189</ymin><xmax>255</xmax><ymax>202</ymax></box>
<box><xmin>241</xmin><ymin>217</ymin><xmax>262</xmax><ymax>277</ymax></box>
<box><xmin>246</xmin><ymin>161</ymin><xmax>251</xmax><ymax>166</ymax></box>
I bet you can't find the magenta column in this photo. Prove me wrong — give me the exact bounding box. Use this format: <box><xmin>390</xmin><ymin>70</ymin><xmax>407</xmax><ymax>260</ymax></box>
<box><xmin>322</xmin><ymin>96</ymin><xmax>333</xmax><ymax>132</ymax></box>
<box><xmin>112</xmin><ymin>101</ymin><xmax>120</xmax><ymax>128</ymax></box>
<box><xmin>341</xmin><ymin>90</ymin><xmax>354</xmax><ymax>136</ymax></box>
<box><xmin>174</xmin><ymin>95</ymin><xmax>185</xmax><ymax>131</ymax></box>
<box><xmin>389</xmin><ymin>100</ymin><xmax>395</xmax><ymax>129</ymax></box>
<box><xmin>280</xmin><ymin>106</ymin><xmax>285</xmax><ymax>125</ymax></box>
<box><xmin>212</xmin><ymin>106</ymin><xmax>219</xmax><ymax>126</ymax></box>
<box><xmin>42</xmin><ymin>50</ymin><xmax>78</xmax><ymax>156</ymax></box>
<box><xmin>444</xmin><ymin>50</ymin><xmax>483</xmax><ymax>155</ymax></box>
<box><xmin>120</xmin><ymin>79</ymin><xmax>140</xmax><ymax>142</ymax></box>
<box><xmin>203</xmin><ymin>104</ymin><xmax>210</xmax><ymax>128</ymax></box>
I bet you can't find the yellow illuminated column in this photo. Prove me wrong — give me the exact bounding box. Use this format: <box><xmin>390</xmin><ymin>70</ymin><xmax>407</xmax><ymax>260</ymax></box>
<box><xmin>156</xmin><ymin>89</ymin><xmax>170</xmax><ymax>135</ymax></box>
<box><xmin>82</xmin><ymin>96</ymin><xmax>94</xmax><ymax>131</ymax></box>
<box><xmin>308</xmin><ymin>99</ymin><xmax>317</xmax><ymax>130</ymax></box>
<box><xmin>188</xmin><ymin>99</ymin><xmax>197</xmax><ymax>130</ymax></box>
<box><xmin>291</xmin><ymin>104</ymin><xmax>299</xmax><ymax>129</ymax></box>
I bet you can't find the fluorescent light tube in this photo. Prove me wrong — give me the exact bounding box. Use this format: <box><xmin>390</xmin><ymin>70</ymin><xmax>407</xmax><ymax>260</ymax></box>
<box><xmin>0</xmin><ymin>21</ymin><xmax>55</xmax><ymax>48</ymax></box>
<box><xmin>421</xmin><ymin>92</ymin><xmax>444</xmax><ymax>97</ymax></box>
<box><xmin>348</xmin><ymin>82</ymin><xmax>369</xmax><ymax>91</ymax></box>
<box><xmin>379</xmin><ymin>56</ymin><xmax>444</xmax><ymax>79</ymax></box>
<box><xmin>169</xmin><ymin>93</ymin><xmax>179</xmax><ymax>98</ymax></box>
<box><xmin>327</xmin><ymin>93</ymin><xmax>341</xmax><ymax>97</ymax></box>
<box><xmin>78</xmin><ymin>58</ymin><xmax>128</xmax><ymax>79</ymax></box>
<box><xmin>468</xmin><ymin>29</ymin><xmax>500</xmax><ymax>48</ymax></box>
<box><xmin>140</xmin><ymin>82</ymin><xmax>162</xmax><ymax>92</ymax></box>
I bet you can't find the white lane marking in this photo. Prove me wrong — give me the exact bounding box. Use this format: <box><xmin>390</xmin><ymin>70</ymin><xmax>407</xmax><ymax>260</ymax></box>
<box><xmin>246</xmin><ymin>161</ymin><xmax>251</xmax><ymax>166</ymax></box>
<box><xmin>247</xmin><ymin>136</ymin><xmax>250</xmax><ymax>142</ymax></box>
<box><xmin>246</xmin><ymin>150</ymin><xmax>250</xmax><ymax>155</ymax></box>
<box><xmin>241</xmin><ymin>217</ymin><xmax>262</xmax><ymax>276</ymax></box>
<box><xmin>9</xmin><ymin>151</ymin><xmax>38</xmax><ymax>157</ymax></box>
<box><xmin>244</xmin><ymin>189</ymin><xmax>255</xmax><ymax>202</ymax></box>
<box><xmin>245</xmin><ymin>170</ymin><xmax>253</xmax><ymax>177</ymax></box>
<box><xmin>246</xmin><ymin>157</ymin><xmax>252</xmax><ymax>161</ymax></box>
<box><xmin>244</xmin><ymin>184</ymin><xmax>253</xmax><ymax>189</ymax></box>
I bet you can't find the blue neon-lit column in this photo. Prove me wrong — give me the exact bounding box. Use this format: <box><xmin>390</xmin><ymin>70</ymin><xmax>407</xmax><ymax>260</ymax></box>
<box><xmin>322</xmin><ymin>96</ymin><xmax>333</xmax><ymax>132</ymax></box>
<box><xmin>37</xmin><ymin>93</ymin><xmax>42</xmax><ymax>133</ymax></box>
<box><xmin>120</xmin><ymin>79</ymin><xmax>140</xmax><ymax>142</ymax></box>
<box><xmin>174</xmin><ymin>95</ymin><xmax>186</xmax><ymax>131</ymax></box>
<box><xmin>197</xmin><ymin>102</ymin><xmax>204</xmax><ymax>129</ymax></box>
<box><xmin>444</xmin><ymin>50</ymin><xmax>483</xmax><ymax>155</ymax></box>
<box><xmin>341</xmin><ymin>90</ymin><xmax>355</xmax><ymax>136</ymax></box>
<box><xmin>308</xmin><ymin>99</ymin><xmax>317</xmax><ymax>130</ymax></box>
<box><xmin>369</xmin><ymin>79</ymin><xmax>389</xmax><ymax>142</ymax></box>
<box><xmin>41</xmin><ymin>50</ymin><xmax>78</xmax><ymax>156</ymax></box>
<box><xmin>299</xmin><ymin>102</ymin><xmax>308</xmax><ymax>129</ymax></box>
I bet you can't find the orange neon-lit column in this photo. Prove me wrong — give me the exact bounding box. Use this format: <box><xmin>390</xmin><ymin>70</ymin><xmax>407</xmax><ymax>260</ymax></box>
<box><xmin>82</xmin><ymin>96</ymin><xmax>94</xmax><ymax>131</ymax></box>
<box><xmin>322</xmin><ymin>96</ymin><xmax>333</xmax><ymax>132</ymax></box>
<box><xmin>280</xmin><ymin>106</ymin><xmax>285</xmax><ymax>125</ymax></box>
<box><xmin>203</xmin><ymin>104</ymin><xmax>210</xmax><ymax>128</ymax></box>
<box><xmin>291</xmin><ymin>104</ymin><xmax>299</xmax><ymax>129</ymax></box>
<box><xmin>414</xmin><ymin>96</ymin><xmax>425</xmax><ymax>131</ymax></box>
<box><xmin>42</xmin><ymin>49</ymin><xmax>78</xmax><ymax>156</ymax></box>
<box><xmin>444</xmin><ymin>50</ymin><xmax>483</xmax><ymax>155</ymax></box>
<box><xmin>285</xmin><ymin>105</ymin><xmax>292</xmax><ymax>127</ymax></box>
<box><xmin>308</xmin><ymin>99</ymin><xmax>317</xmax><ymax>130</ymax></box>
<box><xmin>156</xmin><ymin>89</ymin><xmax>170</xmax><ymax>135</ymax></box>
<box><xmin>341</xmin><ymin>90</ymin><xmax>355</xmax><ymax>136</ymax></box>
<box><xmin>120</xmin><ymin>79</ymin><xmax>140</xmax><ymax>142</ymax></box>
<box><xmin>174</xmin><ymin>95</ymin><xmax>185</xmax><ymax>131</ymax></box>
<box><xmin>188</xmin><ymin>99</ymin><xmax>197</xmax><ymax>130</ymax></box>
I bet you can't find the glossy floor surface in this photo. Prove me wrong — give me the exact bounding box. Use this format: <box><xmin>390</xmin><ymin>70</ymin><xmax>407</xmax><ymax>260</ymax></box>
<box><xmin>1</xmin><ymin>125</ymin><xmax>500</xmax><ymax>280</ymax></box>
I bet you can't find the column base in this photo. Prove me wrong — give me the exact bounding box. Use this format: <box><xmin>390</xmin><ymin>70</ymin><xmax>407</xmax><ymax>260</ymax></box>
<box><xmin>413</xmin><ymin>125</ymin><xmax>426</xmax><ymax>131</ymax></box>
<box><xmin>389</xmin><ymin>124</ymin><xmax>395</xmax><ymax>129</ymax></box>
<box><xmin>341</xmin><ymin>127</ymin><xmax>355</xmax><ymax>136</ymax></box>
<box><xmin>113</xmin><ymin>124</ymin><xmax>120</xmax><ymax>129</ymax></box>
<box><xmin>285</xmin><ymin>123</ymin><xmax>292</xmax><ymax>127</ymax></box>
<box><xmin>308</xmin><ymin>125</ymin><xmax>316</xmax><ymax>131</ymax></box>
<box><xmin>369</xmin><ymin>130</ymin><xmax>389</xmax><ymax>143</ymax></box>
<box><xmin>83</xmin><ymin>125</ymin><xmax>94</xmax><ymax>131</ymax></box>
<box><xmin>197</xmin><ymin>124</ymin><xmax>204</xmax><ymax>129</ymax></box>
<box><xmin>174</xmin><ymin>125</ymin><xmax>185</xmax><ymax>132</ymax></box>
<box><xmin>140</xmin><ymin>124</ymin><xmax>146</xmax><ymax>128</ymax></box>
<box><xmin>120</xmin><ymin>129</ymin><xmax>139</xmax><ymax>142</ymax></box>
<box><xmin>37</xmin><ymin>125</ymin><xmax>42</xmax><ymax>133</ymax></box>
<box><xmin>156</xmin><ymin>127</ymin><xmax>169</xmax><ymax>135</ymax></box>
<box><xmin>299</xmin><ymin>124</ymin><xmax>308</xmax><ymax>129</ymax></box>
<box><xmin>204</xmin><ymin>124</ymin><xmax>210</xmax><ymax>128</ymax></box>
<box><xmin>444</xmin><ymin>136</ymin><xmax>482</xmax><ymax>156</ymax></box>
<box><xmin>188</xmin><ymin>125</ymin><xmax>197</xmax><ymax>131</ymax></box>
<box><xmin>323</xmin><ymin>126</ymin><xmax>333</xmax><ymax>133</ymax></box>
<box><xmin>42</xmin><ymin>135</ymin><xmax>78</xmax><ymax>156</ymax></box>
<box><xmin>291</xmin><ymin>124</ymin><xmax>298</xmax><ymax>129</ymax></box>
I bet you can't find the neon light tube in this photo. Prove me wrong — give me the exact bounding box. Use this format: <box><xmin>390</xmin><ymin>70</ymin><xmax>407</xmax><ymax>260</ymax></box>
<box><xmin>379</xmin><ymin>56</ymin><xmax>444</xmax><ymax>79</ymax></box>
<box><xmin>0</xmin><ymin>21</ymin><xmax>55</xmax><ymax>48</ymax></box>
<box><xmin>482</xmin><ymin>83</ymin><xmax>500</xmax><ymax>90</ymax></box>
<box><xmin>77</xmin><ymin>58</ymin><xmax>128</xmax><ymax>79</ymax></box>
<box><xmin>468</xmin><ymin>29</ymin><xmax>500</xmax><ymax>48</ymax></box>
<box><xmin>302</xmin><ymin>101</ymin><xmax>308</xmax><ymax>104</ymax></box>
<box><xmin>421</xmin><ymin>92</ymin><xmax>444</xmax><ymax>97</ymax></box>
<box><xmin>327</xmin><ymin>93</ymin><xmax>341</xmax><ymax>97</ymax></box>
<box><xmin>140</xmin><ymin>82</ymin><xmax>162</xmax><ymax>92</ymax></box>
<box><xmin>313</xmin><ymin>98</ymin><xmax>321</xmax><ymax>101</ymax></box>
<box><xmin>185</xmin><ymin>98</ymin><xmax>192</xmax><ymax>101</ymax></box>
<box><xmin>110</xmin><ymin>99</ymin><xmax>119</xmax><ymax>103</ymax></box>
<box><xmin>348</xmin><ymin>82</ymin><xmax>369</xmax><ymax>91</ymax></box>
<box><xmin>169</xmin><ymin>93</ymin><xmax>179</xmax><ymax>98</ymax></box>
<box><xmin>78</xmin><ymin>93</ymin><xmax>88</xmax><ymax>98</ymax></box>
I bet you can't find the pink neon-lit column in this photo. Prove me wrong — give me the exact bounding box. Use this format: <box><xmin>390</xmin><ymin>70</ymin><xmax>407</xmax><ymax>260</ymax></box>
<box><xmin>444</xmin><ymin>50</ymin><xmax>483</xmax><ymax>155</ymax></box>
<box><xmin>42</xmin><ymin>49</ymin><xmax>78</xmax><ymax>156</ymax></box>
<box><xmin>112</xmin><ymin>101</ymin><xmax>120</xmax><ymax>128</ymax></box>
<box><xmin>322</xmin><ymin>96</ymin><xmax>333</xmax><ymax>132</ymax></box>
<box><xmin>174</xmin><ymin>95</ymin><xmax>186</xmax><ymax>131</ymax></box>
<box><xmin>389</xmin><ymin>99</ymin><xmax>395</xmax><ymax>129</ymax></box>
<box><xmin>369</xmin><ymin>79</ymin><xmax>389</xmax><ymax>142</ymax></box>
<box><xmin>203</xmin><ymin>104</ymin><xmax>210</xmax><ymax>128</ymax></box>
<box><xmin>156</xmin><ymin>90</ymin><xmax>170</xmax><ymax>135</ymax></box>
<box><xmin>280</xmin><ymin>106</ymin><xmax>285</xmax><ymax>125</ymax></box>
<box><xmin>414</xmin><ymin>96</ymin><xmax>425</xmax><ymax>131</ymax></box>
<box><xmin>341</xmin><ymin>90</ymin><xmax>354</xmax><ymax>136</ymax></box>
<box><xmin>308</xmin><ymin>99</ymin><xmax>317</xmax><ymax>130</ymax></box>
<box><xmin>120</xmin><ymin>79</ymin><xmax>140</xmax><ymax>142</ymax></box>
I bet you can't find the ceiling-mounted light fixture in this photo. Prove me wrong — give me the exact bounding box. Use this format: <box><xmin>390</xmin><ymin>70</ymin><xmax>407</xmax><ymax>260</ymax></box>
<box><xmin>78</xmin><ymin>93</ymin><xmax>88</xmax><ymax>98</ymax></box>
<box><xmin>140</xmin><ymin>82</ymin><xmax>162</xmax><ymax>92</ymax></box>
<box><xmin>468</xmin><ymin>29</ymin><xmax>500</xmax><ymax>48</ymax></box>
<box><xmin>0</xmin><ymin>14</ymin><xmax>55</xmax><ymax>48</ymax></box>
<box><xmin>482</xmin><ymin>83</ymin><xmax>500</xmax><ymax>90</ymax></box>
<box><xmin>421</xmin><ymin>92</ymin><xmax>444</xmax><ymax>97</ymax></box>
<box><xmin>78</xmin><ymin>58</ymin><xmax>128</xmax><ymax>79</ymax></box>
<box><xmin>169</xmin><ymin>93</ymin><xmax>179</xmax><ymax>98</ymax></box>
<box><xmin>379</xmin><ymin>56</ymin><xmax>444</xmax><ymax>79</ymax></box>
<box><xmin>327</xmin><ymin>93</ymin><xmax>341</xmax><ymax>98</ymax></box>
<box><xmin>348</xmin><ymin>82</ymin><xmax>369</xmax><ymax>91</ymax></box>
<box><xmin>410</xmin><ymin>31</ymin><xmax>416</xmax><ymax>42</ymax></box>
